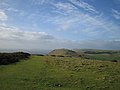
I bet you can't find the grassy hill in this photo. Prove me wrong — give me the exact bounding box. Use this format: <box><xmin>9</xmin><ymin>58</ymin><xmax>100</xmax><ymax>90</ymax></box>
<box><xmin>74</xmin><ymin>49</ymin><xmax>120</xmax><ymax>61</ymax></box>
<box><xmin>48</xmin><ymin>49</ymin><xmax>79</xmax><ymax>57</ymax></box>
<box><xmin>0</xmin><ymin>56</ymin><xmax>120</xmax><ymax>90</ymax></box>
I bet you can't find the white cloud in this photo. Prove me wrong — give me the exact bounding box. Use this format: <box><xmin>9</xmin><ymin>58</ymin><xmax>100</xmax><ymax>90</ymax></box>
<box><xmin>112</xmin><ymin>9</ymin><xmax>120</xmax><ymax>20</ymax></box>
<box><xmin>0</xmin><ymin>25</ymin><xmax>54</xmax><ymax>41</ymax></box>
<box><xmin>52</xmin><ymin>2</ymin><xmax>78</xmax><ymax>15</ymax></box>
<box><xmin>0</xmin><ymin>1</ymin><xmax>27</xmax><ymax>17</ymax></box>
<box><xmin>0</xmin><ymin>0</ymin><xmax>119</xmax><ymax>50</ymax></box>
<box><xmin>0</xmin><ymin>24</ymin><xmax>57</xmax><ymax>49</ymax></box>
<box><xmin>0</xmin><ymin>24</ymin><xmax>81</xmax><ymax>49</ymax></box>
<box><xmin>5</xmin><ymin>7</ymin><xmax>28</xmax><ymax>17</ymax></box>
<box><xmin>31</xmin><ymin>0</ymin><xmax>45</xmax><ymax>4</ymax></box>
<box><xmin>0</xmin><ymin>10</ymin><xmax>7</xmax><ymax>21</ymax></box>
<box><xmin>0</xmin><ymin>24</ymin><xmax>120</xmax><ymax>50</ymax></box>
<box><xmin>31</xmin><ymin>0</ymin><xmax>53</xmax><ymax>5</ymax></box>
<box><xmin>6</xmin><ymin>8</ymin><xmax>18</xmax><ymax>12</ymax></box>
<box><xmin>69</xmin><ymin>0</ymin><xmax>98</xmax><ymax>14</ymax></box>
<box><xmin>43</xmin><ymin>1</ymin><xmax>120</xmax><ymax>38</ymax></box>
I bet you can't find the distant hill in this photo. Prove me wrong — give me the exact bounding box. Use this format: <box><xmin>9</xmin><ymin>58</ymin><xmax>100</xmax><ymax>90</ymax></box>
<box><xmin>74</xmin><ymin>49</ymin><xmax>120</xmax><ymax>54</ymax></box>
<box><xmin>0</xmin><ymin>49</ymin><xmax>50</xmax><ymax>55</ymax></box>
<box><xmin>48</xmin><ymin>49</ymin><xmax>79</xmax><ymax>57</ymax></box>
<box><xmin>73</xmin><ymin>49</ymin><xmax>120</xmax><ymax>61</ymax></box>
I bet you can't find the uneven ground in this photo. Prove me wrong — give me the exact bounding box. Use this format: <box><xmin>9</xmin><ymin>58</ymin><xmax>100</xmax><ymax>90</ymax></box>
<box><xmin>0</xmin><ymin>56</ymin><xmax>120</xmax><ymax>90</ymax></box>
<box><xmin>84</xmin><ymin>54</ymin><xmax>120</xmax><ymax>61</ymax></box>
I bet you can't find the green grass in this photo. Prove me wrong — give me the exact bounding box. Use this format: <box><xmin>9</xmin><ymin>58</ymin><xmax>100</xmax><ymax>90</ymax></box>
<box><xmin>84</xmin><ymin>54</ymin><xmax>120</xmax><ymax>61</ymax></box>
<box><xmin>0</xmin><ymin>56</ymin><xmax>120</xmax><ymax>90</ymax></box>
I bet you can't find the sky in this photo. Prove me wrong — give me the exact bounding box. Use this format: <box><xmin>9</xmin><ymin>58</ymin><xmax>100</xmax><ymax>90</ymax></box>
<box><xmin>0</xmin><ymin>0</ymin><xmax>120</xmax><ymax>50</ymax></box>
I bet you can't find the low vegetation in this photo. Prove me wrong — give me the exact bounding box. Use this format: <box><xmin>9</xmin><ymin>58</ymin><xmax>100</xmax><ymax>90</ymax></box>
<box><xmin>0</xmin><ymin>52</ymin><xmax>30</xmax><ymax>65</ymax></box>
<box><xmin>48</xmin><ymin>49</ymin><xmax>79</xmax><ymax>57</ymax></box>
<box><xmin>0</xmin><ymin>56</ymin><xmax>120</xmax><ymax>90</ymax></box>
<box><xmin>0</xmin><ymin>49</ymin><xmax>119</xmax><ymax>90</ymax></box>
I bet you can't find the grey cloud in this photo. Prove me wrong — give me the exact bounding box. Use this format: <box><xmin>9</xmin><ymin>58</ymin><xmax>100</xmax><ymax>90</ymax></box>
<box><xmin>0</xmin><ymin>25</ymin><xmax>56</xmax><ymax>49</ymax></box>
<box><xmin>78</xmin><ymin>40</ymin><xmax>120</xmax><ymax>50</ymax></box>
<box><xmin>0</xmin><ymin>25</ymin><xmax>54</xmax><ymax>41</ymax></box>
<box><xmin>0</xmin><ymin>26</ymin><xmax>120</xmax><ymax>50</ymax></box>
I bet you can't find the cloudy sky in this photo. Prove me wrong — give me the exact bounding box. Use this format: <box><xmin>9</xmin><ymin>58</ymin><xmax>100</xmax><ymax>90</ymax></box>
<box><xmin>0</xmin><ymin>0</ymin><xmax>120</xmax><ymax>50</ymax></box>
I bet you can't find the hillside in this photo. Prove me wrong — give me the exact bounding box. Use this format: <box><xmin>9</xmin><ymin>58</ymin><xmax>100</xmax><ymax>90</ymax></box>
<box><xmin>74</xmin><ymin>49</ymin><xmax>120</xmax><ymax>54</ymax></box>
<box><xmin>48</xmin><ymin>49</ymin><xmax>79</xmax><ymax>57</ymax></box>
<box><xmin>73</xmin><ymin>49</ymin><xmax>120</xmax><ymax>61</ymax></box>
<box><xmin>0</xmin><ymin>56</ymin><xmax>120</xmax><ymax>90</ymax></box>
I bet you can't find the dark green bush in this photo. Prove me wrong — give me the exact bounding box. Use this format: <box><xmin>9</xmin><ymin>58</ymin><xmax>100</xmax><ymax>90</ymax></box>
<box><xmin>0</xmin><ymin>52</ymin><xmax>30</xmax><ymax>65</ymax></box>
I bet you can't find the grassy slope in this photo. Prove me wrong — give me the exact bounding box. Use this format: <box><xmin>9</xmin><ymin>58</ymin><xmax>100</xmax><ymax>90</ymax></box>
<box><xmin>0</xmin><ymin>56</ymin><xmax>120</xmax><ymax>90</ymax></box>
<box><xmin>48</xmin><ymin>49</ymin><xmax>78</xmax><ymax>57</ymax></box>
<box><xmin>74</xmin><ymin>49</ymin><xmax>120</xmax><ymax>61</ymax></box>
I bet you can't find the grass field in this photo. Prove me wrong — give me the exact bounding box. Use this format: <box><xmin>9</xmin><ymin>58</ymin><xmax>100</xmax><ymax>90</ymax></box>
<box><xmin>84</xmin><ymin>54</ymin><xmax>120</xmax><ymax>61</ymax></box>
<box><xmin>0</xmin><ymin>56</ymin><xmax>120</xmax><ymax>90</ymax></box>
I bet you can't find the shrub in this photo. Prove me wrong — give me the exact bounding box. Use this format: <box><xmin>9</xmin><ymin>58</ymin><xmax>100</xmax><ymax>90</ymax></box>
<box><xmin>0</xmin><ymin>52</ymin><xmax>30</xmax><ymax>65</ymax></box>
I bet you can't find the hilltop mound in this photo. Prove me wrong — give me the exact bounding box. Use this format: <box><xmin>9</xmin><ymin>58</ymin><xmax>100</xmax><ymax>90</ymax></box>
<box><xmin>48</xmin><ymin>49</ymin><xmax>79</xmax><ymax>57</ymax></box>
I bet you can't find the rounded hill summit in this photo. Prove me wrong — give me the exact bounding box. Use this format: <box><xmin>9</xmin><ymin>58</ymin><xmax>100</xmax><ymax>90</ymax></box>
<box><xmin>48</xmin><ymin>49</ymin><xmax>79</xmax><ymax>57</ymax></box>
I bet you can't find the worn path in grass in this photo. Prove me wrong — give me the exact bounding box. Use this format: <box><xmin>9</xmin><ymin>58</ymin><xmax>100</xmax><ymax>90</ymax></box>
<box><xmin>0</xmin><ymin>56</ymin><xmax>120</xmax><ymax>90</ymax></box>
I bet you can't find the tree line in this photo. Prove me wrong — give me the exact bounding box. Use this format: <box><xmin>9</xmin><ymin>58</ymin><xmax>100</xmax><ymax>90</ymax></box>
<box><xmin>0</xmin><ymin>52</ymin><xmax>30</xmax><ymax>65</ymax></box>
